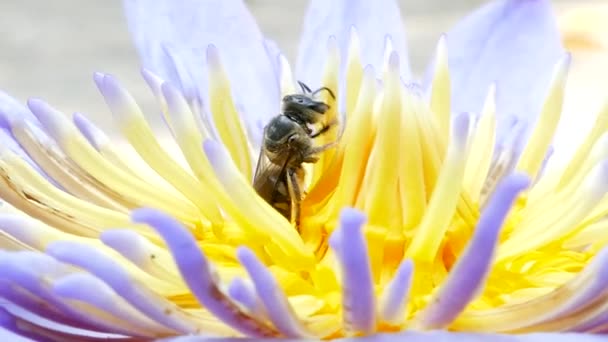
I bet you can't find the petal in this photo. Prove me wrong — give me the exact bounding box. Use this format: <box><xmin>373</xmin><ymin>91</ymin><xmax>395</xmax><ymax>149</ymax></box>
<box><xmin>339</xmin><ymin>331</ymin><xmax>608</xmax><ymax>341</ymax></box>
<box><xmin>296</xmin><ymin>0</ymin><xmax>410</xmax><ymax>87</ymax></box>
<box><xmin>158</xmin><ymin>331</ymin><xmax>608</xmax><ymax>341</ymax></box>
<box><xmin>0</xmin><ymin>90</ymin><xmax>38</xmax><ymax>126</ymax></box>
<box><xmin>0</xmin><ymin>281</ymin><xmax>104</xmax><ymax>334</ymax></box>
<box><xmin>122</xmin><ymin>0</ymin><xmax>280</xmax><ymax>143</ymax></box>
<box><xmin>0</xmin><ymin>304</ymin><xmax>125</xmax><ymax>341</ymax></box>
<box><xmin>130</xmin><ymin>208</ymin><xmax>281</xmax><ymax>337</ymax></box>
<box><xmin>0</xmin><ymin>91</ymin><xmax>50</xmax><ymax>177</ymax></box>
<box><xmin>415</xmin><ymin>173</ymin><xmax>530</xmax><ymax>329</ymax></box>
<box><xmin>236</xmin><ymin>247</ymin><xmax>312</xmax><ymax>338</ymax></box>
<box><xmin>378</xmin><ymin>259</ymin><xmax>414</xmax><ymax>325</ymax></box>
<box><xmin>329</xmin><ymin>208</ymin><xmax>375</xmax><ymax>335</ymax></box>
<box><xmin>46</xmin><ymin>241</ymin><xmax>199</xmax><ymax>334</ymax></box>
<box><xmin>0</xmin><ymin>251</ymin><xmax>139</xmax><ymax>336</ymax></box>
<box><xmin>0</xmin><ymin>306</ymin><xmax>65</xmax><ymax>342</ymax></box>
<box><xmin>437</xmin><ymin>0</ymin><xmax>563</xmax><ymax>140</ymax></box>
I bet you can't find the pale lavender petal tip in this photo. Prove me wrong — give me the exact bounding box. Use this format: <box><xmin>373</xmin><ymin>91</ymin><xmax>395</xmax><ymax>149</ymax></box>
<box><xmin>0</xmin><ymin>90</ymin><xmax>39</xmax><ymax>127</ymax></box>
<box><xmin>388</xmin><ymin>50</ymin><xmax>399</xmax><ymax>70</ymax></box>
<box><xmin>45</xmin><ymin>240</ymin><xmax>196</xmax><ymax>334</ymax></box>
<box><xmin>100</xmin><ymin>229</ymin><xmax>151</xmax><ymax>267</ymax></box>
<box><xmin>97</xmin><ymin>74</ymin><xmax>128</xmax><ymax>110</ymax></box>
<box><xmin>131</xmin><ymin>208</ymin><xmax>278</xmax><ymax>337</ymax></box>
<box><xmin>160</xmin><ymin>81</ymin><xmax>183</xmax><ymax>109</ymax></box>
<box><xmin>237</xmin><ymin>247</ymin><xmax>310</xmax><ymax>338</ymax></box>
<box><xmin>566</xmin><ymin>248</ymin><xmax>608</xmax><ymax>331</ymax></box>
<box><xmin>72</xmin><ymin>112</ymin><xmax>107</xmax><ymax>150</ymax></box>
<box><xmin>93</xmin><ymin>72</ymin><xmax>105</xmax><ymax>88</ymax></box>
<box><xmin>202</xmin><ymin>139</ymin><xmax>224</xmax><ymax>170</ymax></box>
<box><xmin>335</xmin><ymin>207</ymin><xmax>375</xmax><ymax>333</ymax></box>
<box><xmin>26</xmin><ymin>98</ymin><xmax>55</xmax><ymax>130</ymax></box>
<box><xmin>453</xmin><ymin>112</ymin><xmax>471</xmax><ymax>144</ymax></box>
<box><xmin>0</xmin><ymin>252</ymin><xmax>130</xmax><ymax>335</ymax></box>
<box><xmin>0</xmin><ymin>308</ymin><xmax>46</xmax><ymax>342</ymax></box>
<box><xmin>418</xmin><ymin>173</ymin><xmax>529</xmax><ymax>328</ymax></box>
<box><xmin>227</xmin><ymin>277</ymin><xmax>265</xmax><ymax>318</ymax></box>
<box><xmin>380</xmin><ymin>259</ymin><xmax>414</xmax><ymax>323</ymax></box>
<box><xmin>140</xmin><ymin>68</ymin><xmax>162</xmax><ymax>93</ymax></box>
<box><xmin>0</xmin><ymin>282</ymin><xmax>88</xmax><ymax>330</ymax></box>
<box><xmin>334</xmin><ymin>331</ymin><xmax>608</xmax><ymax>342</ymax></box>
<box><xmin>24</xmin><ymin>98</ymin><xmax>73</xmax><ymax>173</ymax></box>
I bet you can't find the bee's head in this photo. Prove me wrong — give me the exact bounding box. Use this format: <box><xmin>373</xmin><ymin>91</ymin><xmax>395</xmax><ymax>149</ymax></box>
<box><xmin>282</xmin><ymin>94</ymin><xmax>329</xmax><ymax>113</ymax></box>
<box><xmin>282</xmin><ymin>94</ymin><xmax>329</xmax><ymax>125</ymax></box>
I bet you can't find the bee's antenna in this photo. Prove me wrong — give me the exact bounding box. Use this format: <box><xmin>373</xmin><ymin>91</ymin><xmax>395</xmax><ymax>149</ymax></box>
<box><xmin>297</xmin><ymin>81</ymin><xmax>312</xmax><ymax>94</ymax></box>
<box><xmin>311</xmin><ymin>86</ymin><xmax>336</xmax><ymax>100</ymax></box>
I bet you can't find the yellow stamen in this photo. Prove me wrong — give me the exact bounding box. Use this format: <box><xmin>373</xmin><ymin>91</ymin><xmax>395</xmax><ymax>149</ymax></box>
<box><xmin>398</xmin><ymin>90</ymin><xmax>426</xmax><ymax>230</ymax></box>
<box><xmin>406</xmin><ymin>114</ymin><xmax>469</xmax><ymax>263</ymax></box>
<box><xmin>516</xmin><ymin>55</ymin><xmax>570</xmax><ymax>179</ymax></box>
<box><xmin>463</xmin><ymin>84</ymin><xmax>497</xmax><ymax>201</ymax></box>
<box><xmin>429</xmin><ymin>35</ymin><xmax>451</xmax><ymax>141</ymax></box>
<box><xmin>361</xmin><ymin>52</ymin><xmax>401</xmax><ymax>228</ymax></box>
<box><xmin>345</xmin><ymin>28</ymin><xmax>363</xmax><ymax>116</ymax></box>
<box><xmin>207</xmin><ymin>45</ymin><xmax>253</xmax><ymax>179</ymax></box>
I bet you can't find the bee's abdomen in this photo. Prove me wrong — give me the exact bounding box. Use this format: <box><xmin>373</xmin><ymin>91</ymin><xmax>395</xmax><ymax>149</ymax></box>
<box><xmin>270</xmin><ymin>179</ymin><xmax>291</xmax><ymax>220</ymax></box>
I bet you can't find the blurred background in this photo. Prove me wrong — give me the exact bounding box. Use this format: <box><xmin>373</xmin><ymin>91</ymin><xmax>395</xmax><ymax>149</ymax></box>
<box><xmin>0</xmin><ymin>0</ymin><xmax>606</xmax><ymax>162</ymax></box>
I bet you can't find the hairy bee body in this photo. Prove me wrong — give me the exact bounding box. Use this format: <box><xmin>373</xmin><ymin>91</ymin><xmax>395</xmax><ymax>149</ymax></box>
<box><xmin>253</xmin><ymin>82</ymin><xmax>337</xmax><ymax>231</ymax></box>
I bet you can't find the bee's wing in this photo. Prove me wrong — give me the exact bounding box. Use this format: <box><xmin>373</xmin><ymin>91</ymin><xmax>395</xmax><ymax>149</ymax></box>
<box><xmin>252</xmin><ymin>146</ymin><xmax>289</xmax><ymax>202</ymax></box>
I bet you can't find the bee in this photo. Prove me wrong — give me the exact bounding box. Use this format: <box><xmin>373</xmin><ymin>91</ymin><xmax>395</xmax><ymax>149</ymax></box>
<box><xmin>253</xmin><ymin>81</ymin><xmax>338</xmax><ymax>231</ymax></box>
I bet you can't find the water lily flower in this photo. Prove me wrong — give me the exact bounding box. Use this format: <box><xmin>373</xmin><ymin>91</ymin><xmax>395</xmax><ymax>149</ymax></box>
<box><xmin>1</xmin><ymin>0</ymin><xmax>608</xmax><ymax>341</ymax></box>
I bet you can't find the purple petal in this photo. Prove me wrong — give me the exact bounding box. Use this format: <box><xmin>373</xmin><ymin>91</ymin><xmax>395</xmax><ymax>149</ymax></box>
<box><xmin>123</xmin><ymin>0</ymin><xmax>279</xmax><ymax>141</ymax></box>
<box><xmin>329</xmin><ymin>208</ymin><xmax>375</xmax><ymax>334</ymax></box>
<box><xmin>52</xmin><ymin>273</ymin><xmax>172</xmax><ymax>335</ymax></box>
<box><xmin>0</xmin><ymin>252</ymin><xmax>136</xmax><ymax>336</ymax></box>
<box><xmin>379</xmin><ymin>259</ymin><xmax>414</xmax><ymax>324</ymax></box>
<box><xmin>100</xmin><ymin>229</ymin><xmax>151</xmax><ymax>267</ymax></box>
<box><xmin>348</xmin><ymin>331</ymin><xmax>608</xmax><ymax>342</ymax></box>
<box><xmin>236</xmin><ymin>247</ymin><xmax>312</xmax><ymax>338</ymax></box>
<box><xmin>100</xmin><ymin>229</ymin><xmax>179</xmax><ymax>280</ymax></box>
<box><xmin>0</xmin><ymin>307</ymin><xmax>52</xmax><ymax>342</ymax></box>
<box><xmin>296</xmin><ymin>0</ymin><xmax>410</xmax><ymax>87</ymax></box>
<box><xmin>227</xmin><ymin>277</ymin><xmax>267</xmax><ymax>319</ymax></box>
<box><xmin>157</xmin><ymin>331</ymin><xmax>608</xmax><ymax>342</ymax></box>
<box><xmin>130</xmin><ymin>208</ymin><xmax>281</xmax><ymax>337</ymax></box>
<box><xmin>417</xmin><ymin>173</ymin><xmax>530</xmax><ymax>329</ymax></box>
<box><xmin>0</xmin><ymin>91</ymin><xmax>51</xmax><ymax>178</ymax></box>
<box><xmin>549</xmin><ymin>248</ymin><xmax>608</xmax><ymax>324</ymax></box>
<box><xmin>0</xmin><ymin>90</ymin><xmax>38</xmax><ymax>127</ymax></box>
<box><xmin>0</xmin><ymin>282</ymin><xmax>82</xmax><ymax>330</ymax></box>
<box><xmin>436</xmin><ymin>0</ymin><xmax>563</xmax><ymax>141</ymax></box>
<box><xmin>72</xmin><ymin>112</ymin><xmax>108</xmax><ymax>151</ymax></box>
<box><xmin>559</xmin><ymin>249</ymin><xmax>608</xmax><ymax>332</ymax></box>
<box><xmin>0</xmin><ymin>305</ymin><xmax>129</xmax><ymax>342</ymax></box>
<box><xmin>26</xmin><ymin>99</ymin><xmax>71</xmax><ymax>144</ymax></box>
<box><xmin>95</xmin><ymin>74</ymin><xmax>135</xmax><ymax>121</ymax></box>
<box><xmin>45</xmin><ymin>241</ymin><xmax>199</xmax><ymax>334</ymax></box>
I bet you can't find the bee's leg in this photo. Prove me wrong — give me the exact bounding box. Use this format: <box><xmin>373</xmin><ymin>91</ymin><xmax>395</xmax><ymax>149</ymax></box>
<box><xmin>310</xmin><ymin>124</ymin><xmax>331</xmax><ymax>138</ymax></box>
<box><xmin>286</xmin><ymin>168</ymin><xmax>303</xmax><ymax>232</ymax></box>
<box><xmin>310</xmin><ymin>118</ymin><xmax>339</xmax><ymax>138</ymax></box>
<box><xmin>311</xmin><ymin>140</ymin><xmax>341</xmax><ymax>154</ymax></box>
